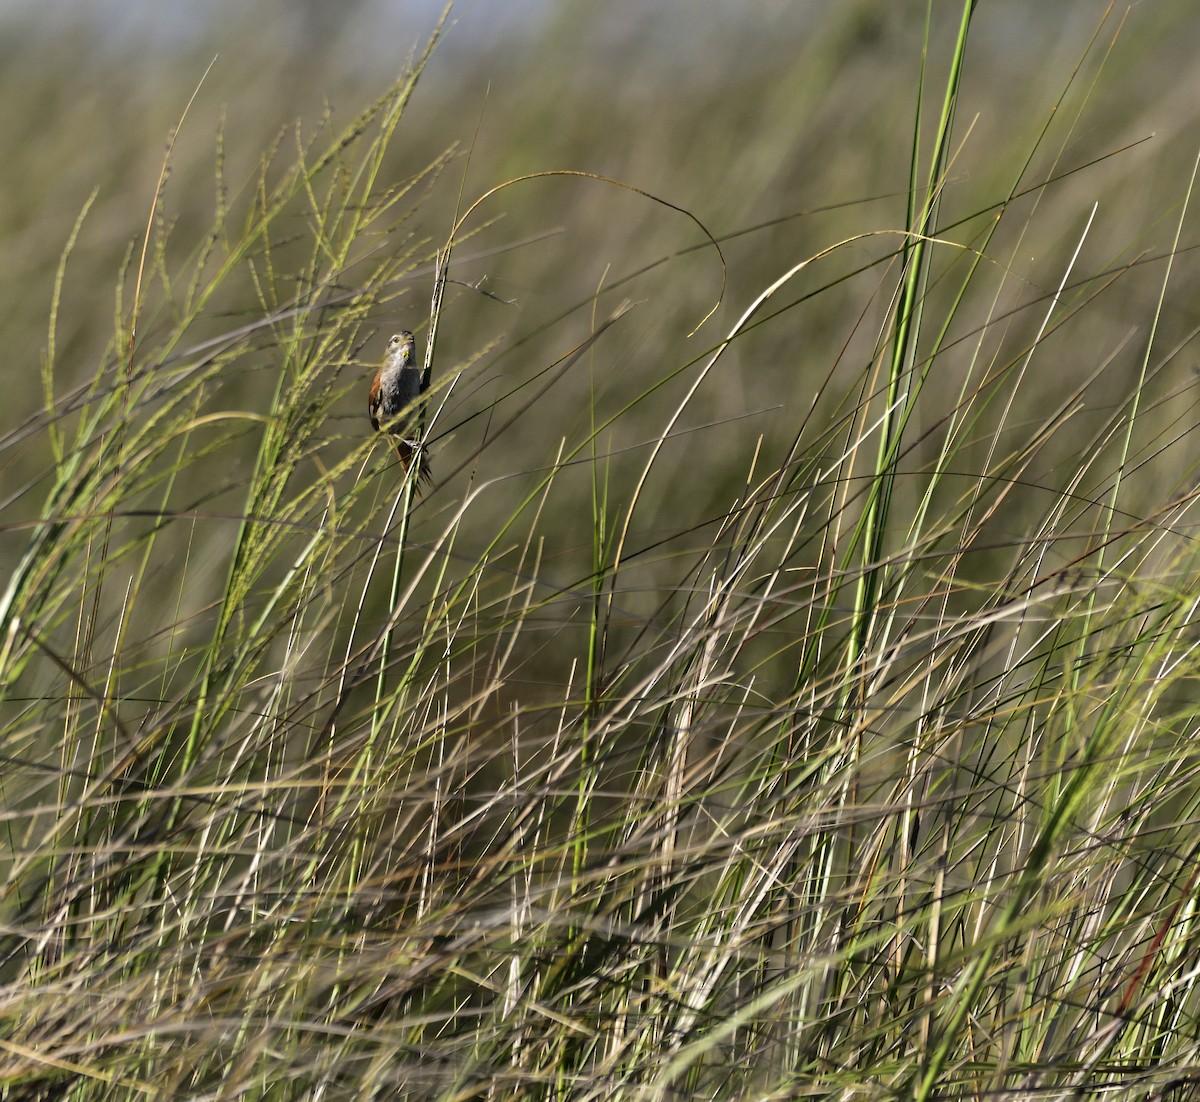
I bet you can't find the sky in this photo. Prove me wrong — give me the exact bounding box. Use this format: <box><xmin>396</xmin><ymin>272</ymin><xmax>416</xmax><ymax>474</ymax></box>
<box><xmin>2</xmin><ymin>0</ymin><xmax>808</xmax><ymax>63</ymax></box>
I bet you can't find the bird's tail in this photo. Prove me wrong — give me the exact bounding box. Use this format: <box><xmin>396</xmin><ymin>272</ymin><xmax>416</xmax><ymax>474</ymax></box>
<box><xmin>395</xmin><ymin>439</ymin><xmax>432</xmax><ymax>489</ymax></box>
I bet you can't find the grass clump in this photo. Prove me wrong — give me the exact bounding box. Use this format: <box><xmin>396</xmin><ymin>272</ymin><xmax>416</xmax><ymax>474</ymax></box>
<box><xmin>4</xmin><ymin>4</ymin><xmax>1200</xmax><ymax>1100</ymax></box>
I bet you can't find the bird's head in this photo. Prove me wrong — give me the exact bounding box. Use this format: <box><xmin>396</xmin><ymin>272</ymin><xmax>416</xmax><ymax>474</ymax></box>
<box><xmin>387</xmin><ymin>331</ymin><xmax>416</xmax><ymax>362</ymax></box>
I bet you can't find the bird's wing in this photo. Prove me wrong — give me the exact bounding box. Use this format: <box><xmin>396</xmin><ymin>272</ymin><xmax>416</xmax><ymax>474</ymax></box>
<box><xmin>368</xmin><ymin>372</ymin><xmax>383</xmax><ymax>432</ymax></box>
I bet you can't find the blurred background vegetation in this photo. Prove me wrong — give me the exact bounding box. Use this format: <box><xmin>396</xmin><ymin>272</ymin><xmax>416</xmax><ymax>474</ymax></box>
<box><xmin>2</xmin><ymin>1</ymin><xmax>1197</xmax><ymax>549</ymax></box>
<box><xmin>6</xmin><ymin>0</ymin><xmax>1199</xmax><ymax>641</ymax></box>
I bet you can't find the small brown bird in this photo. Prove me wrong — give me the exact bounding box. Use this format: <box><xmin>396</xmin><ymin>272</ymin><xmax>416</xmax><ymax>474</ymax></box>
<box><xmin>369</xmin><ymin>330</ymin><xmax>430</xmax><ymax>484</ymax></box>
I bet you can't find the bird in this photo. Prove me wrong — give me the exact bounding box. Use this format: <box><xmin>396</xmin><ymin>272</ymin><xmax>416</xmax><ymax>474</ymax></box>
<box><xmin>369</xmin><ymin>330</ymin><xmax>430</xmax><ymax>485</ymax></box>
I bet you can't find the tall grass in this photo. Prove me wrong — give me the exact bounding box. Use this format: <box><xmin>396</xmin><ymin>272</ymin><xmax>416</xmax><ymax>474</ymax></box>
<box><xmin>4</xmin><ymin>3</ymin><xmax>1200</xmax><ymax>1099</ymax></box>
